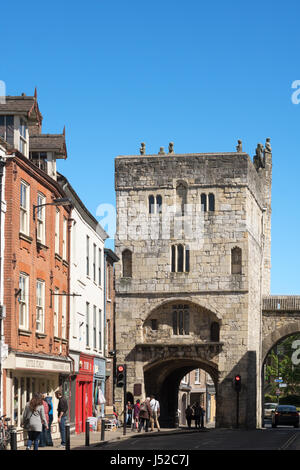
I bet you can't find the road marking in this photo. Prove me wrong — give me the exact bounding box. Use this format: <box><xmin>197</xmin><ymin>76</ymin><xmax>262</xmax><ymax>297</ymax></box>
<box><xmin>278</xmin><ymin>432</ymin><xmax>299</xmax><ymax>450</ymax></box>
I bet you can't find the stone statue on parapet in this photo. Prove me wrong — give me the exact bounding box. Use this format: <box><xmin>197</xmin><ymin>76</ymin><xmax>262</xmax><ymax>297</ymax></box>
<box><xmin>265</xmin><ymin>137</ymin><xmax>272</xmax><ymax>153</ymax></box>
<box><xmin>253</xmin><ymin>143</ymin><xmax>265</xmax><ymax>170</ymax></box>
<box><xmin>236</xmin><ymin>140</ymin><xmax>243</xmax><ymax>152</ymax></box>
<box><xmin>169</xmin><ymin>142</ymin><xmax>174</xmax><ymax>154</ymax></box>
<box><xmin>158</xmin><ymin>147</ymin><xmax>165</xmax><ymax>155</ymax></box>
<box><xmin>140</xmin><ymin>142</ymin><xmax>146</xmax><ymax>155</ymax></box>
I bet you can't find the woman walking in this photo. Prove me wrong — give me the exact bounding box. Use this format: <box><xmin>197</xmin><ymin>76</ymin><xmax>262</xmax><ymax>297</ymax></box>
<box><xmin>22</xmin><ymin>392</ymin><xmax>48</xmax><ymax>450</ymax></box>
<box><xmin>132</xmin><ymin>399</ymin><xmax>140</xmax><ymax>431</ymax></box>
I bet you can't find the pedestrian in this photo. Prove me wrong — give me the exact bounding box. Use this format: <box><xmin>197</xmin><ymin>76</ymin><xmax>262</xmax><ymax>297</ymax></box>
<box><xmin>132</xmin><ymin>399</ymin><xmax>140</xmax><ymax>431</ymax></box>
<box><xmin>138</xmin><ymin>397</ymin><xmax>152</xmax><ymax>432</ymax></box>
<box><xmin>185</xmin><ymin>405</ymin><xmax>193</xmax><ymax>429</ymax></box>
<box><xmin>150</xmin><ymin>395</ymin><xmax>161</xmax><ymax>432</ymax></box>
<box><xmin>44</xmin><ymin>394</ymin><xmax>54</xmax><ymax>446</ymax></box>
<box><xmin>193</xmin><ymin>402</ymin><xmax>201</xmax><ymax>429</ymax></box>
<box><xmin>199</xmin><ymin>404</ymin><xmax>205</xmax><ymax>429</ymax></box>
<box><xmin>126</xmin><ymin>401</ymin><xmax>133</xmax><ymax>427</ymax></box>
<box><xmin>39</xmin><ymin>393</ymin><xmax>49</xmax><ymax>447</ymax></box>
<box><xmin>55</xmin><ymin>388</ymin><xmax>68</xmax><ymax>448</ymax></box>
<box><xmin>22</xmin><ymin>392</ymin><xmax>48</xmax><ymax>450</ymax></box>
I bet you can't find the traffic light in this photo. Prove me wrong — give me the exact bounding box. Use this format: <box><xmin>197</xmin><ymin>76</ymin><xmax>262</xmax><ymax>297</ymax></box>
<box><xmin>234</xmin><ymin>374</ymin><xmax>241</xmax><ymax>392</ymax></box>
<box><xmin>116</xmin><ymin>364</ymin><xmax>125</xmax><ymax>387</ymax></box>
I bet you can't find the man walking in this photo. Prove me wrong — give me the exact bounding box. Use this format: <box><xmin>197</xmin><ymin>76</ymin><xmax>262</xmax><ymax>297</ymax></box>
<box><xmin>150</xmin><ymin>395</ymin><xmax>161</xmax><ymax>432</ymax></box>
<box><xmin>138</xmin><ymin>397</ymin><xmax>152</xmax><ymax>432</ymax></box>
<box><xmin>55</xmin><ymin>388</ymin><xmax>68</xmax><ymax>448</ymax></box>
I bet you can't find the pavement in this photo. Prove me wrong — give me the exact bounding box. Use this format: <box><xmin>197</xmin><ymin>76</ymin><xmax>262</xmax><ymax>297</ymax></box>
<box><xmin>17</xmin><ymin>424</ymin><xmax>213</xmax><ymax>451</ymax></box>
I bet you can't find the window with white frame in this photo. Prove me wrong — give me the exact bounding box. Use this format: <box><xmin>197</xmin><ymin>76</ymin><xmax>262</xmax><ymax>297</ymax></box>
<box><xmin>36</xmin><ymin>280</ymin><xmax>45</xmax><ymax>333</ymax></box>
<box><xmin>61</xmin><ymin>292</ymin><xmax>66</xmax><ymax>339</ymax></box>
<box><xmin>36</xmin><ymin>193</ymin><xmax>46</xmax><ymax>244</ymax></box>
<box><xmin>55</xmin><ymin>209</ymin><xmax>60</xmax><ymax>254</ymax></box>
<box><xmin>86</xmin><ymin>302</ymin><xmax>90</xmax><ymax>347</ymax></box>
<box><xmin>195</xmin><ymin>369</ymin><xmax>200</xmax><ymax>384</ymax></box>
<box><xmin>62</xmin><ymin>217</ymin><xmax>67</xmax><ymax>260</ymax></box>
<box><xmin>54</xmin><ymin>287</ymin><xmax>59</xmax><ymax>337</ymax></box>
<box><xmin>93</xmin><ymin>244</ymin><xmax>96</xmax><ymax>282</ymax></box>
<box><xmin>20</xmin><ymin>181</ymin><xmax>30</xmax><ymax>235</ymax></box>
<box><xmin>19</xmin><ymin>118</ymin><xmax>27</xmax><ymax>155</ymax></box>
<box><xmin>98</xmin><ymin>248</ymin><xmax>102</xmax><ymax>286</ymax></box>
<box><xmin>86</xmin><ymin>236</ymin><xmax>90</xmax><ymax>276</ymax></box>
<box><xmin>19</xmin><ymin>273</ymin><xmax>29</xmax><ymax>330</ymax></box>
<box><xmin>93</xmin><ymin>305</ymin><xmax>97</xmax><ymax>349</ymax></box>
<box><xmin>0</xmin><ymin>115</ymin><xmax>14</xmax><ymax>145</ymax></box>
<box><xmin>99</xmin><ymin>309</ymin><xmax>102</xmax><ymax>352</ymax></box>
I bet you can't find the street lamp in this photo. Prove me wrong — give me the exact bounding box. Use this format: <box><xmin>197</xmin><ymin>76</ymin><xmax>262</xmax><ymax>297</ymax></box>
<box><xmin>33</xmin><ymin>197</ymin><xmax>72</xmax><ymax>220</ymax></box>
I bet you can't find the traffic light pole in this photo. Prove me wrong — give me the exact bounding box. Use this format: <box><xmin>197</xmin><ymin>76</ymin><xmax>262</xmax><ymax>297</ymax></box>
<box><xmin>123</xmin><ymin>365</ymin><xmax>127</xmax><ymax>436</ymax></box>
<box><xmin>236</xmin><ymin>390</ymin><xmax>239</xmax><ymax>428</ymax></box>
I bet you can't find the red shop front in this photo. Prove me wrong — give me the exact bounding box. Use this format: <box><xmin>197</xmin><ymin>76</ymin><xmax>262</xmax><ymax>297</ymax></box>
<box><xmin>75</xmin><ymin>354</ymin><xmax>94</xmax><ymax>433</ymax></box>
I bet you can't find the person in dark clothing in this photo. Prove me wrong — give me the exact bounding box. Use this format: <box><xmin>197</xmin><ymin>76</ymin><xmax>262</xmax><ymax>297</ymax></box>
<box><xmin>44</xmin><ymin>395</ymin><xmax>54</xmax><ymax>446</ymax></box>
<box><xmin>55</xmin><ymin>388</ymin><xmax>68</xmax><ymax>448</ymax></box>
<box><xmin>138</xmin><ymin>397</ymin><xmax>152</xmax><ymax>432</ymax></box>
<box><xmin>193</xmin><ymin>402</ymin><xmax>201</xmax><ymax>429</ymax></box>
<box><xmin>185</xmin><ymin>405</ymin><xmax>193</xmax><ymax>429</ymax></box>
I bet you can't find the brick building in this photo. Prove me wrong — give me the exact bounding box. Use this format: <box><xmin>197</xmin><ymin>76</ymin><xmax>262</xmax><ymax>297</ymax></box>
<box><xmin>0</xmin><ymin>93</ymin><xmax>72</xmax><ymax>444</ymax></box>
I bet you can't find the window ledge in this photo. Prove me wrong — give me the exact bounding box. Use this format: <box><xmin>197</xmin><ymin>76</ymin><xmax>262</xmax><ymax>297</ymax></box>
<box><xmin>55</xmin><ymin>253</ymin><xmax>62</xmax><ymax>262</ymax></box>
<box><xmin>19</xmin><ymin>233</ymin><xmax>33</xmax><ymax>243</ymax></box>
<box><xmin>18</xmin><ymin>328</ymin><xmax>31</xmax><ymax>337</ymax></box>
<box><xmin>61</xmin><ymin>338</ymin><xmax>68</xmax><ymax>344</ymax></box>
<box><xmin>37</xmin><ymin>241</ymin><xmax>49</xmax><ymax>251</ymax></box>
<box><xmin>36</xmin><ymin>332</ymin><xmax>47</xmax><ymax>339</ymax></box>
<box><xmin>62</xmin><ymin>259</ymin><xmax>69</xmax><ymax>267</ymax></box>
<box><xmin>54</xmin><ymin>336</ymin><xmax>61</xmax><ymax>342</ymax></box>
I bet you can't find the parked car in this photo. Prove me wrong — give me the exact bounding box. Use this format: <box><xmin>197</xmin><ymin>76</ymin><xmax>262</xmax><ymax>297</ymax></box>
<box><xmin>271</xmin><ymin>405</ymin><xmax>299</xmax><ymax>428</ymax></box>
<box><xmin>264</xmin><ymin>403</ymin><xmax>277</xmax><ymax>418</ymax></box>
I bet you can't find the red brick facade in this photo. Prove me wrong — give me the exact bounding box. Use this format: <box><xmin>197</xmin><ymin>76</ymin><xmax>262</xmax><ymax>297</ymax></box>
<box><xmin>3</xmin><ymin>153</ymin><xmax>71</xmax><ymax>415</ymax></box>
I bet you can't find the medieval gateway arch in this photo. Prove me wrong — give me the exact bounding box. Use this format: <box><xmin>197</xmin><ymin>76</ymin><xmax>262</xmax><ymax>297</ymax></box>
<box><xmin>114</xmin><ymin>141</ymin><xmax>299</xmax><ymax>429</ymax></box>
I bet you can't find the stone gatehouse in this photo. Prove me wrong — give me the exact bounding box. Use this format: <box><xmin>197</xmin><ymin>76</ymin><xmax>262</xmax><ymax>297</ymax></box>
<box><xmin>114</xmin><ymin>142</ymin><xmax>272</xmax><ymax>428</ymax></box>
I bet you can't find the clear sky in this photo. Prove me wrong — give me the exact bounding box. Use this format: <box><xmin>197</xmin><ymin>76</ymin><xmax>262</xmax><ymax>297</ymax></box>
<box><xmin>1</xmin><ymin>0</ymin><xmax>300</xmax><ymax>294</ymax></box>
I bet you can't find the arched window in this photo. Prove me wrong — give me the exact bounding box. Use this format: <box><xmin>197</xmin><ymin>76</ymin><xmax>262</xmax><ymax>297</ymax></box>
<box><xmin>208</xmin><ymin>193</ymin><xmax>215</xmax><ymax>212</ymax></box>
<box><xmin>176</xmin><ymin>183</ymin><xmax>187</xmax><ymax>215</ymax></box>
<box><xmin>231</xmin><ymin>247</ymin><xmax>242</xmax><ymax>274</ymax></box>
<box><xmin>156</xmin><ymin>195</ymin><xmax>162</xmax><ymax>213</ymax></box>
<box><xmin>201</xmin><ymin>193</ymin><xmax>207</xmax><ymax>212</ymax></box>
<box><xmin>149</xmin><ymin>195</ymin><xmax>155</xmax><ymax>214</ymax></box>
<box><xmin>122</xmin><ymin>249</ymin><xmax>132</xmax><ymax>278</ymax></box>
<box><xmin>211</xmin><ymin>322</ymin><xmax>220</xmax><ymax>342</ymax></box>
<box><xmin>171</xmin><ymin>244</ymin><xmax>190</xmax><ymax>273</ymax></box>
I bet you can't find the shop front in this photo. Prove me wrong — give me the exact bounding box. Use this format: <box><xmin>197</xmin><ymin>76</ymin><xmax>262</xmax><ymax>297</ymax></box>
<box><xmin>3</xmin><ymin>352</ymin><xmax>71</xmax><ymax>446</ymax></box>
<box><xmin>75</xmin><ymin>353</ymin><xmax>93</xmax><ymax>433</ymax></box>
<box><xmin>93</xmin><ymin>357</ymin><xmax>106</xmax><ymax>419</ymax></box>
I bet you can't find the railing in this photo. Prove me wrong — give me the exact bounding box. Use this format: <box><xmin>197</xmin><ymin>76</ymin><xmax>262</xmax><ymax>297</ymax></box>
<box><xmin>263</xmin><ymin>296</ymin><xmax>300</xmax><ymax>311</ymax></box>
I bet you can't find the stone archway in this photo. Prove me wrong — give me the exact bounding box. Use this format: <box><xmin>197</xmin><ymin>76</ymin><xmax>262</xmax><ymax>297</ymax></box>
<box><xmin>262</xmin><ymin>321</ymin><xmax>300</xmax><ymax>364</ymax></box>
<box><xmin>143</xmin><ymin>356</ymin><xmax>218</xmax><ymax>427</ymax></box>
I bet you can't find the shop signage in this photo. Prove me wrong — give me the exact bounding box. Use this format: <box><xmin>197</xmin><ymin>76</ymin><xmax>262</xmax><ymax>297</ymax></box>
<box><xmin>15</xmin><ymin>356</ymin><xmax>71</xmax><ymax>373</ymax></box>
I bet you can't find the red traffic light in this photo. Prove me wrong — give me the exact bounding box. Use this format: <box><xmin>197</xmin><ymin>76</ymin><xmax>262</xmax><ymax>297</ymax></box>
<box><xmin>117</xmin><ymin>365</ymin><xmax>124</xmax><ymax>372</ymax></box>
<box><xmin>235</xmin><ymin>375</ymin><xmax>240</xmax><ymax>381</ymax></box>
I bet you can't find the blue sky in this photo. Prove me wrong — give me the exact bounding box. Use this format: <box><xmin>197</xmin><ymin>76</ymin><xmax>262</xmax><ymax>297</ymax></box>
<box><xmin>1</xmin><ymin>0</ymin><xmax>300</xmax><ymax>294</ymax></box>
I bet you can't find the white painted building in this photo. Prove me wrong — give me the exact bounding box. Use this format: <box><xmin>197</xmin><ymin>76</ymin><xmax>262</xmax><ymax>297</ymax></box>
<box><xmin>57</xmin><ymin>173</ymin><xmax>108</xmax><ymax>433</ymax></box>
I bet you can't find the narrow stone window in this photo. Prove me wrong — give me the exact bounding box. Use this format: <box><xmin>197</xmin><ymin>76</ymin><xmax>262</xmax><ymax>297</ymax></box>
<box><xmin>201</xmin><ymin>193</ymin><xmax>207</xmax><ymax>212</ymax></box>
<box><xmin>156</xmin><ymin>195</ymin><xmax>162</xmax><ymax>213</ymax></box>
<box><xmin>149</xmin><ymin>195</ymin><xmax>155</xmax><ymax>214</ymax></box>
<box><xmin>171</xmin><ymin>245</ymin><xmax>176</xmax><ymax>272</ymax></box>
<box><xmin>151</xmin><ymin>319</ymin><xmax>158</xmax><ymax>330</ymax></box>
<box><xmin>231</xmin><ymin>247</ymin><xmax>242</xmax><ymax>274</ymax></box>
<box><xmin>176</xmin><ymin>183</ymin><xmax>187</xmax><ymax>215</ymax></box>
<box><xmin>122</xmin><ymin>249</ymin><xmax>132</xmax><ymax>278</ymax></box>
<box><xmin>208</xmin><ymin>193</ymin><xmax>215</xmax><ymax>212</ymax></box>
<box><xmin>177</xmin><ymin>244</ymin><xmax>184</xmax><ymax>272</ymax></box>
<box><xmin>172</xmin><ymin>307</ymin><xmax>190</xmax><ymax>335</ymax></box>
<box><xmin>211</xmin><ymin>322</ymin><xmax>220</xmax><ymax>342</ymax></box>
<box><xmin>185</xmin><ymin>247</ymin><xmax>190</xmax><ymax>272</ymax></box>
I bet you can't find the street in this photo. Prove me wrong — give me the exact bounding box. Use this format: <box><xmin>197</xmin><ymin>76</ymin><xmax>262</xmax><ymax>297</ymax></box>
<box><xmin>95</xmin><ymin>425</ymin><xmax>300</xmax><ymax>451</ymax></box>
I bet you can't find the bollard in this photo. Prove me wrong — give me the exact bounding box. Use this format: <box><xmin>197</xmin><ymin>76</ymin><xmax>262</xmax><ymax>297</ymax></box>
<box><xmin>65</xmin><ymin>422</ymin><xmax>70</xmax><ymax>451</ymax></box>
<box><xmin>101</xmin><ymin>419</ymin><xmax>105</xmax><ymax>441</ymax></box>
<box><xmin>85</xmin><ymin>419</ymin><xmax>90</xmax><ymax>447</ymax></box>
<box><xmin>10</xmin><ymin>428</ymin><xmax>17</xmax><ymax>450</ymax></box>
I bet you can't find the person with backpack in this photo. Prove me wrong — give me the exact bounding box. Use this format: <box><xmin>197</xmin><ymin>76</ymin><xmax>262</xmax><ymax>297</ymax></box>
<box><xmin>22</xmin><ymin>392</ymin><xmax>48</xmax><ymax>450</ymax></box>
<box><xmin>138</xmin><ymin>397</ymin><xmax>152</xmax><ymax>432</ymax></box>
